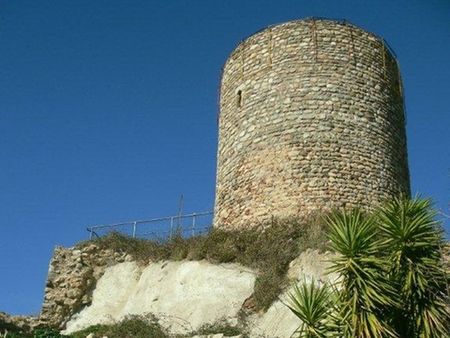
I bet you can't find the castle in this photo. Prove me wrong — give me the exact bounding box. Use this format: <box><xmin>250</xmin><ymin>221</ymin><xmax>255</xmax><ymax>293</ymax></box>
<box><xmin>213</xmin><ymin>18</ymin><xmax>410</xmax><ymax>229</ymax></box>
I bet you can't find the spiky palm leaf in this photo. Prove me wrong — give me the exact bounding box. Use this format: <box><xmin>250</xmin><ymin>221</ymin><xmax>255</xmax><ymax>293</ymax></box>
<box><xmin>287</xmin><ymin>281</ymin><xmax>337</xmax><ymax>338</ymax></box>
<box><xmin>326</xmin><ymin>209</ymin><xmax>398</xmax><ymax>338</ymax></box>
<box><xmin>377</xmin><ymin>197</ymin><xmax>450</xmax><ymax>338</ymax></box>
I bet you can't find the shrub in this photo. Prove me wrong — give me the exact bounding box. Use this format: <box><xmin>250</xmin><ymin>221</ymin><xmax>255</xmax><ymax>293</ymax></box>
<box><xmin>193</xmin><ymin>319</ymin><xmax>244</xmax><ymax>336</ymax></box>
<box><xmin>287</xmin><ymin>281</ymin><xmax>337</xmax><ymax>338</ymax></box>
<box><xmin>288</xmin><ymin>197</ymin><xmax>450</xmax><ymax>338</ymax></box>
<box><xmin>69</xmin><ymin>314</ymin><xmax>168</xmax><ymax>338</ymax></box>
<box><xmin>32</xmin><ymin>328</ymin><xmax>66</xmax><ymax>338</ymax></box>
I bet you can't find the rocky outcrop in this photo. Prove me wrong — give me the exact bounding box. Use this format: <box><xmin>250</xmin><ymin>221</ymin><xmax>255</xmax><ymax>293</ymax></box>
<box><xmin>38</xmin><ymin>241</ymin><xmax>449</xmax><ymax>337</ymax></box>
<box><xmin>40</xmin><ymin>243</ymin><xmax>133</xmax><ymax>328</ymax></box>
<box><xmin>38</xmin><ymin>244</ymin><xmax>336</xmax><ymax>337</ymax></box>
<box><xmin>62</xmin><ymin>260</ymin><xmax>256</xmax><ymax>335</ymax></box>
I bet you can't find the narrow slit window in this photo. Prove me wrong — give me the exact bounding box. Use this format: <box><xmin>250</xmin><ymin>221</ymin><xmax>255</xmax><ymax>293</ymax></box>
<box><xmin>237</xmin><ymin>90</ymin><xmax>242</xmax><ymax>108</ymax></box>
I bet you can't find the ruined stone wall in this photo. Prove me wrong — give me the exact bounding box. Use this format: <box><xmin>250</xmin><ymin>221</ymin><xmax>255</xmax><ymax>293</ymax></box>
<box><xmin>39</xmin><ymin>244</ymin><xmax>132</xmax><ymax>329</ymax></box>
<box><xmin>214</xmin><ymin>19</ymin><xmax>410</xmax><ymax>229</ymax></box>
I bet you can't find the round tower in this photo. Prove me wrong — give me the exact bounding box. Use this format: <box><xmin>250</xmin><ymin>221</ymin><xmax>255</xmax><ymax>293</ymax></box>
<box><xmin>214</xmin><ymin>18</ymin><xmax>410</xmax><ymax>229</ymax></box>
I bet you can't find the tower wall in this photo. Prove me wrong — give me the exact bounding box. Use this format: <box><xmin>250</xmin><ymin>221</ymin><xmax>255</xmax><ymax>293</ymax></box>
<box><xmin>214</xmin><ymin>19</ymin><xmax>410</xmax><ymax>229</ymax></box>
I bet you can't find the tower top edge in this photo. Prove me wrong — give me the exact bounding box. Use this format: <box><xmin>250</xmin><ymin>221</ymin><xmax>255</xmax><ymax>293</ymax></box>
<box><xmin>222</xmin><ymin>17</ymin><xmax>398</xmax><ymax>69</ymax></box>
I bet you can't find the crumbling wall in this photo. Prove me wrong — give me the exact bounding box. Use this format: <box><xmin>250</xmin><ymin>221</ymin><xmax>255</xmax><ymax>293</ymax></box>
<box><xmin>39</xmin><ymin>244</ymin><xmax>132</xmax><ymax>328</ymax></box>
<box><xmin>0</xmin><ymin>312</ymin><xmax>38</xmax><ymax>334</ymax></box>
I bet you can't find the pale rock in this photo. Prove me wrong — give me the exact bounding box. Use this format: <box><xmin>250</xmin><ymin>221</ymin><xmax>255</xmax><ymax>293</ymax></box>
<box><xmin>63</xmin><ymin>261</ymin><xmax>256</xmax><ymax>335</ymax></box>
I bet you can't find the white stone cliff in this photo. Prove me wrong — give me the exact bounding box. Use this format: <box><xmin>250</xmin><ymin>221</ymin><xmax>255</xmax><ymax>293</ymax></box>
<box><xmin>55</xmin><ymin>249</ymin><xmax>336</xmax><ymax>337</ymax></box>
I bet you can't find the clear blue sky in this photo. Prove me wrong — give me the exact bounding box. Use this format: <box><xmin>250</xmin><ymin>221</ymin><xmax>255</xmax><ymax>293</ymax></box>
<box><xmin>1</xmin><ymin>0</ymin><xmax>449</xmax><ymax>315</ymax></box>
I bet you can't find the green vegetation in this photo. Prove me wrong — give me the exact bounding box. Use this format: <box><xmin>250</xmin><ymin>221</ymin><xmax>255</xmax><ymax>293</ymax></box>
<box><xmin>287</xmin><ymin>281</ymin><xmax>337</xmax><ymax>338</ymax></box>
<box><xmin>0</xmin><ymin>315</ymin><xmax>166</xmax><ymax>338</ymax></box>
<box><xmin>0</xmin><ymin>327</ymin><xmax>64</xmax><ymax>338</ymax></box>
<box><xmin>68</xmin><ymin>316</ymin><xmax>245</xmax><ymax>338</ymax></box>
<box><xmin>32</xmin><ymin>328</ymin><xmax>65</xmax><ymax>338</ymax></box>
<box><xmin>287</xmin><ymin>197</ymin><xmax>450</xmax><ymax>338</ymax></box>
<box><xmin>1</xmin><ymin>316</ymin><xmax>245</xmax><ymax>338</ymax></box>
<box><xmin>68</xmin><ymin>314</ymin><xmax>167</xmax><ymax>338</ymax></box>
<box><xmin>78</xmin><ymin>215</ymin><xmax>327</xmax><ymax>310</ymax></box>
<box><xmin>192</xmin><ymin>319</ymin><xmax>245</xmax><ymax>337</ymax></box>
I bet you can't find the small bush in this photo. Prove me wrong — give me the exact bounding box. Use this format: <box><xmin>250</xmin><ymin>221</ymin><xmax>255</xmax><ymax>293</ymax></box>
<box><xmin>32</xmin><ymin>328</ymin><xmax>65</xmax><ymax>338</ymax></box>
<box><xmin>1</xmin><ymin>331</ymin><xmax>31</xmax><ymax>338</ymax></box>
<box><xmin>253</xmin><ymin>271</ymin><xmax>286</xmax><ymax>310</ymax></box>
<box><xmin>68</xmin><ymin>324</ymin><xmax>107</xmax><ymax>338</ymax></box>
<box><xmin>69</xmin><ymin>315</ymin><xmax>168</xmax><ymax>338</ymax></box>
<box><xmin>193</xmin><ymin>319</ymin><xmax>244</xmax><ymax>336</ymax></box>
<box><xmin>3</xmin><ymin>333</ymin><xmax>30</xmax><ymax>338</ymax></box>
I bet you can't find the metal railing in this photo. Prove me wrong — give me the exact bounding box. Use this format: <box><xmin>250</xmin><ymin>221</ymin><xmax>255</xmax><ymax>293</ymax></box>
<box><xmin>86</xmin><ymin>211</ymin><xmax>214</xmax><ymax>241</ymax></box>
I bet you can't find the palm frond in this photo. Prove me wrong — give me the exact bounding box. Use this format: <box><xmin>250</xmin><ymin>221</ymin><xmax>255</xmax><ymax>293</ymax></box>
<box><xmin>377</xmin><ymin>197</ymin><xmax>449</xmax><ymax>338</ymax></box>
<box><xmin>326</xmin><ymin>208</ymin><xmax>398</xmax><ymax>338</ymax></box>
<box><xmin>287</xmin><ymin>281</ymin><xmax>338</xmax><ymax>338</ymax></box>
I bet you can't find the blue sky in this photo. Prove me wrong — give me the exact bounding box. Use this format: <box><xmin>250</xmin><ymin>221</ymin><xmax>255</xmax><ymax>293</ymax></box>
<box><xmin>0</xmin><ymin>0</ymin><xmax>449</xmax><ymax>315</ymax></box>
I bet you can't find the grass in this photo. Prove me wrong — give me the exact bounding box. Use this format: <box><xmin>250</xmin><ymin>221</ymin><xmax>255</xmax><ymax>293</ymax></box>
<box><xmin>77</xmin><ymin>214</ymin><xmax>328</xmax><ymax>311</ymax></box>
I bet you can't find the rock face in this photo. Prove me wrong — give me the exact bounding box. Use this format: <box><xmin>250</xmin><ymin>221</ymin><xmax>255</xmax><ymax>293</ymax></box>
<box><xmin>214</xmin><ymin>18</ymin><xmax>410</xmax><ymax>229</ymax></box>
<box><xmin>63</xmin><ymin>260</ymin><xmax>256</xmax><ymax>335</ymax></box>
<box><xmin>40</xmin><ymin>244</ymin><xmax>336</xmax><ymax>337</ymax></box>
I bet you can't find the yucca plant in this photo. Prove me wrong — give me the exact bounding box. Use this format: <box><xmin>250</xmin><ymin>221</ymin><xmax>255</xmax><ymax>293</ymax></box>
<box><xmin>326</xmin><ymin>209</ymin><xmax>398</xmax><ymax>338</ymax></box>
<box><xmin>287</xmin><ymin>198</ymin><xmax>449</xmax><ymax>338</ymax></box>
<box><xmin>287</xmin><ymin>281</ymin><xmax>337</xmax><ymax>338</ymax></box>
<box><xmin>377</xmin><ymin>197</ymin><xmax>449</xmax><ymax>338</ymax></box>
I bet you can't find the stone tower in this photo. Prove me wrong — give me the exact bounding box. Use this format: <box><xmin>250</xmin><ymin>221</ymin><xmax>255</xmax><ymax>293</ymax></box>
<box><xmin>214</xmin><ymin>18</ymin><xmax>410</xmax><ymax>229</ymax></box>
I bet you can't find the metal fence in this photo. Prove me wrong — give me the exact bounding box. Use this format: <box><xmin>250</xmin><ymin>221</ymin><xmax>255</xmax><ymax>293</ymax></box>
<box><xmin>86</xmin><ymin>211</ymin><xmax>214</xmax><ymax>241</ymax></box>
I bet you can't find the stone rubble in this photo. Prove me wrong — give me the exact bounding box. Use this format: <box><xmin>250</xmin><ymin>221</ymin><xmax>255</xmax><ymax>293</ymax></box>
<box><xmin>0</xmin><ymin>311</ymin><xmax>38</xmax><ymax>334</ymax></box>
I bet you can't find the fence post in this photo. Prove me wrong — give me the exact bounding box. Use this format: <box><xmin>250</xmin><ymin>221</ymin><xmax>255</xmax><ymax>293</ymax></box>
<box><xmin>192</xmin><ymin>213</ymin><xmax>196</xmax><ymax>236</ymax></box>
<box><xmin>132</xmin><ymin>222</ymin><xmax>137</xmax><ymax>238</ymax></box>
<box><xmin>170</xmin><ymin>217</ymin><xmax>174</xmax><ymax>239</ymax></box>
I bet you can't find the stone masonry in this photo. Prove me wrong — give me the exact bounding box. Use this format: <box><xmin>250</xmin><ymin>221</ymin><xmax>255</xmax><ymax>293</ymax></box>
<box><xmin>214</xmin><ymin>18</ymin><xmax>410</xmax><ymax>229</ymax></box>
<box><xmin>39</xmin><ymin>244</ymin><xmax>132</xmax><ymax>329</ymax></box>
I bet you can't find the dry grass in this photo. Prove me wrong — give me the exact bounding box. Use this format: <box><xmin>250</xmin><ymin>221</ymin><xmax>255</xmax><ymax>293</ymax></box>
<box><xmin>77</xmin><ymin>215</ymin><xmax>327</xmax><ymax>311</ymax></box>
